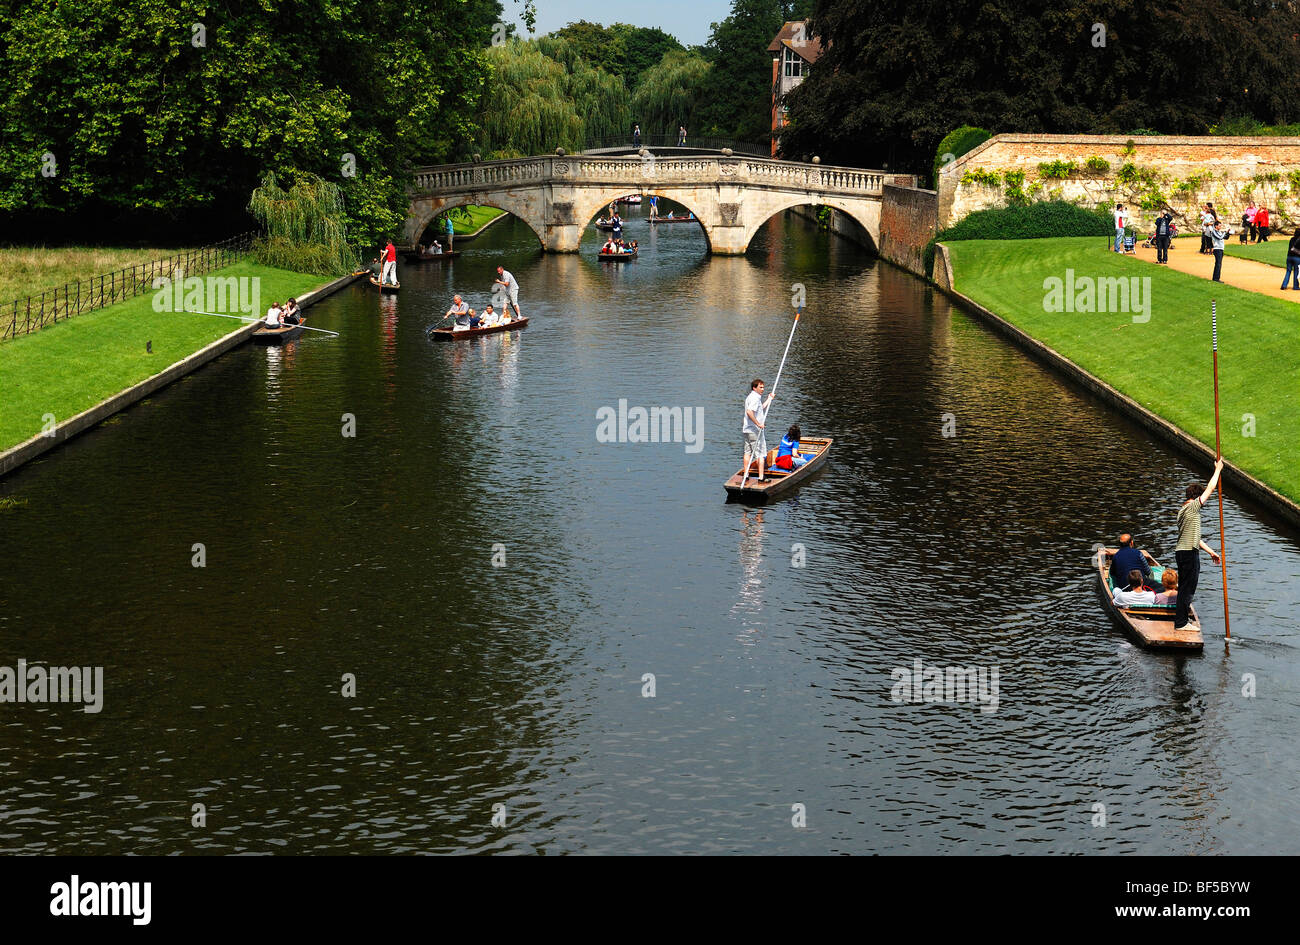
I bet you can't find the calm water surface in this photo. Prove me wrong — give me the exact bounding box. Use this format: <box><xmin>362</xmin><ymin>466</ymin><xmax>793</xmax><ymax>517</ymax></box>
<box><xmin>2</xmin><ymin>209</ymin><xmax>1298</xmax><ymax>854</ymax></box>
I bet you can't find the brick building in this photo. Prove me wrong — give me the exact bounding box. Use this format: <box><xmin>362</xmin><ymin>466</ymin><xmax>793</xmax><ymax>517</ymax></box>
<box><xmin>769</xmin><ymin>21</ymin><xmax>823</xmax><ymax>157</ymax></box>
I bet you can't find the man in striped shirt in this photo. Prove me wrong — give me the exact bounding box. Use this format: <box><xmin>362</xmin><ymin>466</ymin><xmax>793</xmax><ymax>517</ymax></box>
<box><xmin>1173</xmin><ymin>458</ymin><xmax>1225</xmax><ymax>629</ymax></box>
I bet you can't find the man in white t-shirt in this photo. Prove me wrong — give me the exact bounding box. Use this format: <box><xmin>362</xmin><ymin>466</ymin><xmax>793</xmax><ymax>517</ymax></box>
<box><xmin>494</xmin><ymin>266</ymin><xmax>520</xmax><ymax>318</ymax></box>
<box><xmin>740</xmin><ymin>378</ymin><xmax>777</xmax><ymax>488</ymax></box>
<box><xmin>1112</xmin><ymin>569</ymin><xmax>1157</xmax><ymax>608</ymax></box>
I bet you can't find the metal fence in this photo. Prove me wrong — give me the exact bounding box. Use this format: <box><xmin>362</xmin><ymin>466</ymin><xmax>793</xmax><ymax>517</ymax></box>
<box><xmin>2</xmin><ymin>232</ymin><xmax>257</xmax><ymax>341</ymax></box>
<box><xmin>582</xmin><ymin>134</ymin><xmax>769</xmax><ymax>156</ymax></box>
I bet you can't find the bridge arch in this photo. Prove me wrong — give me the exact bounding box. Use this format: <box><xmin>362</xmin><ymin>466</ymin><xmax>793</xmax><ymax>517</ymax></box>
<box><xmin>576</xmin><ymin>187</ymin><xmax>714</xmax><ymax>253</ymax></box>
<box><xmin>740</xmin><ymin>196</ymin><xmax>879</xmax><ymax>255</ymax></box>
<box><xmin>405</xmin><ymin>193</ymin><xmax>546</xmax><ymax>250</ymax></box>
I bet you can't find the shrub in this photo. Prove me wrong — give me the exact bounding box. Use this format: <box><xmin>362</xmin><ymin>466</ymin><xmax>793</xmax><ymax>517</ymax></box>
<box><xmin>1083</xmin><ymin>155</ymin><xmax>1110</xmax><ymax>174</ymax></box>
<box><xmin>1037</xmin><ymin>159</ymin><xmax>1077</xmax><ymax>179</ymax></box>
<box><xmin>924</xmin><ymin>201</ymin><xmax>1114</xmax><ymax>274</ymax></box>
<box><xmin>933</xmin><ymin>125</ymin><xmax>992</xmax><ymax>184</ymax></box>
<box><xmin>960</xmin><ymin>168</ymin><xmax>1001</xmax><ymax>187</ymax></box>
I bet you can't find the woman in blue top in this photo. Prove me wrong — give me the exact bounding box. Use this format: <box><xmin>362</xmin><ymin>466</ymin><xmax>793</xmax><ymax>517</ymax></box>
<box><xmin>774</xmin><ymin>424</ymin><xmax>810</xmax><ymax>470</ymax></box>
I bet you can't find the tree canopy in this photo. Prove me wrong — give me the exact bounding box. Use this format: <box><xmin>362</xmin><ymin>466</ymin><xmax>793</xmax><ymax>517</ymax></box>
<box><xmin>0</xmin><ymin>0</ymin><xmax>504</xmax><ymax>244</ymax></box>
<box><xmin>782</xmin><ymin>0</ymin><xmax>1300</xmax><ymax>172</ymax></box>
<box><xmin>694</xmin><ymin>0</ymin><xmax>801</xmax><ymax>142</ymax></box>
<box><xmin>547</xmin><ymin>21</ymin><xmax>684</xmax><ymax>90</ymax></box>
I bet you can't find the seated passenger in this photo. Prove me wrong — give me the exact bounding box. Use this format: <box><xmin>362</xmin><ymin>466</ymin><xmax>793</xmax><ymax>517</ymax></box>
<box><xmin>469</xmin><ymin>307</ymin><xmax>485</xmax><ymax>328</ymax></box>
<box><xmin>630</xmin><ymin>240</ymin><xmax>638</xmax><ymax>252</ymax></box>
<box><xmin>1113</xmin><ymin>570</ymin><xmax>1157</xmax><ymax>607</ymax></box>
<box><xmin>447</xmin><ymin>295</ymin><xmax>471</xmax><ymax>326</ymax></box>
<box><xmin>1103</xmin><ymin>534</ymin><xmax>1153</xmax><ymax>590</ymax></box>
<box><xmin>774</xmin><ymin>424</ymin><xmax>811</xmax><ymax>470</ymax></box>
<box><xmin>482</xmin><ymin>306</ymin><xmax>501</xmax><ymax>327</ymax></box>
<box><xmin>264</xmin><ymin>303</ymin><xmax>283</xmax><ymax>327</ymax></box>
<box><xmin>431</xmin><ymin>240</ymin><xmax>443</xmax><ymax>255</ymax></box>
<box><xmin>282</xmin><ymin>299</ymin><xmax>301</xmax><ymax>324</ymax></box>
<box><xmin>1151</xmin><ymin>569</ymin><xmax>1178</xmax><ymax>605</ymax></box>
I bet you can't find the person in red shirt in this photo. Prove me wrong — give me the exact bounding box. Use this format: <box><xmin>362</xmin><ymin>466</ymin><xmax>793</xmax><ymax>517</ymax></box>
<box><xmin>1256</xmin><ymin>206</ymin><xmax>1271</xmax><ymax>242</ymax></box>
<box><xmin>381</xmin><ymin>240</ymin><xmax>397</xmax><ymax>285</ymax></box>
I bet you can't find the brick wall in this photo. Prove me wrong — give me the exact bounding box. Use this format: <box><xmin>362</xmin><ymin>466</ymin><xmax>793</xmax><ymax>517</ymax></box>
<box><xmin>879</xmin><ymin>184</ymin><xmax>938</xmax><ymax>277</ymax></box>
<box><xmin>937</xmin><ymin>134</ymin><xmax>1300</xmax><ymax>232</ymax></box>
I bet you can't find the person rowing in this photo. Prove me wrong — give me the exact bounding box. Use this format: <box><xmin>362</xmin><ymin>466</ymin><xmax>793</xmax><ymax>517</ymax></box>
<box><xmin>446</xmin><ymin>295</ymin><xmax>471</xmax><ymax>327</ymax></box>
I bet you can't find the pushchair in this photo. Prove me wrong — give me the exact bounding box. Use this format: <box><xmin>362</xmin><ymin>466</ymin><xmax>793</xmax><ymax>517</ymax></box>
<box><xmin>1141</xmin><ymin>221</ymin><xmax>1179</xmax><ymax>249</ymax></box>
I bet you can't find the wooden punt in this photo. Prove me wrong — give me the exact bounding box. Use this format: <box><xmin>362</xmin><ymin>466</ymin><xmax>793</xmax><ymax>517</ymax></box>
<box><xmin>649</xmin><ymin>215</ymin><xmax>697</xmax><ymax>224</ymax></box>
<box><xmin>368</xmin><ymin>276</ymin><xmax>400</xmax><ymax>293</ymax></box>
<box><xmin>598</xmin><ymin>249</ymin><xmax>637</xmax><ymax>260</ymax></box>
<box><xmin>593</xmin><ymin>221</ymin><xmax>619</xmax><ymax>231</ymax></box>
<box><xmin>724</xmin><ymin>437</ymin><xmax>832</xmax><ymax>503</ymax></box>
<box><xmin>403</xmin><ymin>250</ymin><xmax>460</xmax><ymax>262</ymax></box>
<box><xmin>429</xmin><ymin>316</ymin><xmax>528</xmax><ymax>340</ymax></box>
<box><xmin>252</xmin><ymin>317</ymin><xmax>304</xmax><ymax>345</ymax></box>
<box><xmin>1095</xmin><ymin>552</ymin><xmax>1203</xmax><ymax>650</ymax></box>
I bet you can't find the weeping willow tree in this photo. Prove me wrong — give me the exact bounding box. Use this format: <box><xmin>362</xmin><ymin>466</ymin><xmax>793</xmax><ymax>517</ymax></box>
<box><xmin>631</xmin><ymin>50</ymin><xmax>711</xmax><ymax>139</ymax></box>
<box><xmin>478</xmin><ymin>39</ymin><xmax>630</xmax><ymax>157</ymax></box>
<box><xmin>247</xmin><ymin>171</ymin><xmax>357</xmax><ymax>275</ymax></box>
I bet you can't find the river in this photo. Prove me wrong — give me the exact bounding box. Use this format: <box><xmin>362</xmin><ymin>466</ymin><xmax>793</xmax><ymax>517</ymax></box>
<box><xmin>2</xmin><ymin>207</ymin><xmax>1298</xmax><ymax>854</ymax></box>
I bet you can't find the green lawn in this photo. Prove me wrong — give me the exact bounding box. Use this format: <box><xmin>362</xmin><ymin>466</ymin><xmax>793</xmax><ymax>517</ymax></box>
<box><xmin>945</xmin><ymin>237</ymin><xmax>1299</xmax><ymax>502</ymax></box>
<box><xmin>1223</xmin><ymin>239</ymin><xmax>1289</xmax><ymax>268</ymax></box>
<box><xmin>1</xmin><ymin>260</ymin><xmax>330</xmax><ymax>451</ymax></box>
<box><xmin>0</xmin><ymin>245</ymin><xmax>194</xmax><ymax>304</ymax></box>
<box><xmin>443</xmin><ymin>205</ymin><xmax>504</xmax><ymax>236</ymax></box>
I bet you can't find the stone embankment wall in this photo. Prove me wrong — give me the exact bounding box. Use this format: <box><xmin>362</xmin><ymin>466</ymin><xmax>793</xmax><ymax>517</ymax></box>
<box><xmin>939</xmin><ymin>134</ymin><xmax>1300</xmax><ymax>233</ymax></box>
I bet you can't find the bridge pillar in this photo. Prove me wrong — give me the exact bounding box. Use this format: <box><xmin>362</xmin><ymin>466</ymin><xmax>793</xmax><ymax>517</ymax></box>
<box><xmin>543</xmin><ymin>223</ymin><xmax>584</xmax><ymax>253</ymax></box>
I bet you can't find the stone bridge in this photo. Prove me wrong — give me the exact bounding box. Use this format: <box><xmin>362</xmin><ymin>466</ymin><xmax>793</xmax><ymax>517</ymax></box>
<box><xmin>406</xmin><ymin>153</ymin><xmax>911</xmax><ymax>254</ymax></box>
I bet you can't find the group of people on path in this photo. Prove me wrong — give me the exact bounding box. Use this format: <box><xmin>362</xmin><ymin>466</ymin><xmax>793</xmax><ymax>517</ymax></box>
<box><xmin>628</xmin><ymin>124</ymin><xmax>686</xmax><ymax>148</ymax></box>
<box><xmin>441</xmin><ymin>266</ymin><xmax>520</xmax><ymax>330</ymax></box>
<box><xmin>1102</xmin><ymin>459</ymin><xmax>1225</xmax><ymax>630</ymax></box>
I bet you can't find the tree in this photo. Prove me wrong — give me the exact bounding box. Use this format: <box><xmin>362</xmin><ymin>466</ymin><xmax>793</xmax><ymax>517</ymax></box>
<box><xmin>548</xmin><ymin>20</ymin><xmax>684</xmax><ymax>90</ymax></box>
<box><xmin>631</xmin><ymin>51</ymin><xmax>712</xmax><ymax>138</ymax></box>
<box><xmin>0</xmin><ymin>0</ymin><xmax>504</xmax><ymax>245</ymax></box>
<box><xmin>782</xmin><ymin>0</ymin><xmax>1300</xmax><ymax>172</ymax></box>
<box><xmin>695</xmin><ymin>0</ymin><xmax>795</xmax><ymax>142</ymax></box>
<box><xmin>610</xmin><ymin>24</ymin><xmax>684</xmax><ymax>88</ymax></box>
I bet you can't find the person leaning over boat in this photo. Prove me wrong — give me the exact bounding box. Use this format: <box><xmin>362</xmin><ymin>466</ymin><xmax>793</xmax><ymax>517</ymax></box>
<box><xmin>1103</xmin><ymin>534</ymin><xmax>1155</xmax><ymax>589</ymax></box>
<box><xmin>741</xmin><ymin>379</ymin><xmax>776</xmax><ymax>488</ymax></box>
<box><xmin>1112</xmin><ymin>570</ymin><xmax>1157</xmax><ymax>607</ymax></box>
<box><xmin>494</xmin><ymin>267</ymin><xmax>520</xmax><ymax>318</ymax></box>
<box><xmin>447</xmin><ymin>295</ymin><xmax>471</xmax><ymax>327</ymax></box>
<box><xmin>774</xmin><ymin>425</ymin><xmax>811</xmax><ymax>470</ymax></box>
<box><xmin>1173</xmin><ymin>458</ymin><xmax>1225</xmax><ymax>630</ymax></box>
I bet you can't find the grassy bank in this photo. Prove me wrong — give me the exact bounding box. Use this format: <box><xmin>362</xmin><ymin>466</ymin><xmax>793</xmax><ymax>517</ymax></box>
<box><xmin>945</xmin><ymin>237</ymin><xmax>1299</xmax><ymax>502</ymax></box>
<box><xmin>447</xmin><ymin>206</ymin><xmax>504</xmax><ymax>235</ymax></box>
<box><xmin>0</xmin><ymin>246</ymin><xmax>193</xmax><ymax>303</ymax></box>
<box><xmin>1223</xmin><ymin>240</ymin><xmax>1289</xmax><ymax>268</ymax></box>
<box><xmin>2</xmin><ymin>260</ymin><xmax>330</xmax><ymax>452</ymax></box>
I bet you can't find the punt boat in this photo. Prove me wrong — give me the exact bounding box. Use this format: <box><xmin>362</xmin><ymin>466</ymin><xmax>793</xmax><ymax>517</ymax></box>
<box><xmin>724</xmin><ymin>436</ymin><xmax>832</xmax><ymax>503</ymax></box>
<box><xmin>429</xmin><ymin>316</ymin><xmax>528</xmax><ymax>340</ymax></box>
<box><xmin>1095</xmin><ymin>551</ymin><xmax>1203</xmax><ymax>650</ymax></box>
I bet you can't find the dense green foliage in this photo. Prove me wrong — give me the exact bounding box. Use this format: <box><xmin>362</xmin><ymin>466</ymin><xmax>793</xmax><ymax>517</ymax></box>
<box><xmin>0</xmin><ymin>0</ymin><xmax>504</xmax><ymax>243</ymax></box>
<box><xmin>247</xmin><ymin>172</ymin><xmax>357</xmax><ymax>275</ymax></box>
<box><xmin>477</xmin><ymin>39</ymin><xmax>630</xmax><ymax>157</ymax></box>
<box><xmin>784</xmin><ymin>0</ymin><xmax>1300</xmax><ymax>173</ymax></box>
<box><xmin>631</xmin><ymin>51</ymin><xmax>713</xmax><ymax>139</ymax></box>
<box><xmin>547</xmin><ymin>21</ymin><xmax>683</xmax><ymax>89</ymax></box>
<box><xmin>948</xmin><ymin>238</ymin><xmax>1299</xmax><ymax>502</ymax></box>
<box><xmin>932</xmin><ymin>126</ymin><xmax>991</xmax><ymax>184</ymax></box>
<box><xmin>695</xmin><ymin>0</ymin><xmax>809</xmax><ymax>142</ymax></box>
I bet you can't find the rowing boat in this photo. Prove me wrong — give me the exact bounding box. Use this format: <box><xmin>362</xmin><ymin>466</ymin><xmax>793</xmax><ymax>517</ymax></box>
<box><xmin>724</xmin><ymin>436</ymin><xmax>832</xmax><ymax>503</ymax></box>
<box><xmin>429</xmin><ymin>316</ymin><xmax>528</xmax><ymax>340</ymax></box>
<box><xmin>252</xmin><ymin>316</ymin><xmax>305</xmax><ymax>345</ymax></box>
<box><xmin>403</xmin><ymin>250</ymin><xmax>460</xmax><ymax>263</ymax></box>
<box><xmin>1095</xmin><ymin>551</ymin><xmax>1203</xmax><ymax>650</ymax></box>
<box><xmin>649</xmin><ymin>215</ymin><xmax>696</xmax><ymax>224</ymax></box>
<box><xmin>598</xmin><ymin>249</ymin><xmax>637</xmax><ymax>260</ymax></box>
<box><xmin>369</xmin><ymin>276</ymin><xmax>400</xmax><ymax>293</ymax></box>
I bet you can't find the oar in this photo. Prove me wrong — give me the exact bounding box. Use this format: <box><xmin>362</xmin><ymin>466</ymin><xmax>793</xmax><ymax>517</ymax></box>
<box><xmin>182</xmin><ymin>309</ymin><xmax>340</xmax><ymax>337</ymax></box>
<box><xmin>769</xmin><ymin>307</ymin><xmax>802</xmax><ymax>399</ymax></box>
<box><xmin>1211</xmin><ymin>300</ymin><xmax>1231</xmax><ymax>644</ymax></box>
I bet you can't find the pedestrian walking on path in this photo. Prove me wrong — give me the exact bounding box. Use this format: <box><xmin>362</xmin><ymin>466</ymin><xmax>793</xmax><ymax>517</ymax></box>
<box><xmin>1282</xmin><ymin>231</ymin><xmax>1300</xmax><ymax>289</ymax></box>
<box><xmin>1208</xmin><ymin>220</ymin><xmax>1231</xmax><ymax>282</ymax></box>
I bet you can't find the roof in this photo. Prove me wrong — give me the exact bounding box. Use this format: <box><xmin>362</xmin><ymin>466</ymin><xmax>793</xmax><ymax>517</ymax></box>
<box><xmin>768</xmin><ymin>21</ymin><xmax>823</xmax><ymax>64</ymax></box>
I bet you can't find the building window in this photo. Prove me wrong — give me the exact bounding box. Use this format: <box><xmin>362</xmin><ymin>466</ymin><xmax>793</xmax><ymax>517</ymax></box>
<box><xmin>783</xmin><ymin>47</ymin><xmax>807</xmax><ymax>77</ymax></box>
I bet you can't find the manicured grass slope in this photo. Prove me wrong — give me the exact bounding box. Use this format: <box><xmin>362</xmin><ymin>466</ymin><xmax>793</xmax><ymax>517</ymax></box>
<box><xmin>451</xmin><ymin>206</ymin><xmax>504</xmax><ymax>235</ymax></box>
<box><xmin>1</xmin><ymin>261</ymin><xmax>328</xmax><ymax>451</ymax></box>
<box><xmin>1223</xmin><ymin>239</ymin><xmax>1289</xmax><ymax>268</ymax></box>
<box><xmin>946</xmin><ymin>237</ymin><xmax>1299</xmax><ymax>502</ymax></box>
<box><xmin>0</xmin><ymin>246</ymin><xmax>194</xmax><ymax>303</ymax></box>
